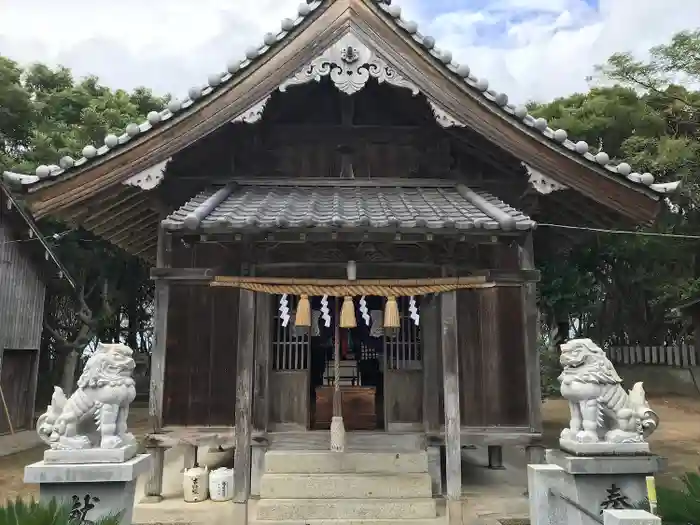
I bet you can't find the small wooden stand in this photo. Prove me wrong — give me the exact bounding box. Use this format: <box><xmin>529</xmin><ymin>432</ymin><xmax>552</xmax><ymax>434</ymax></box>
<box><xmin>315</xmin><ymin>386</ymin><xmax>376</xmax><ymax>431</ymax></box>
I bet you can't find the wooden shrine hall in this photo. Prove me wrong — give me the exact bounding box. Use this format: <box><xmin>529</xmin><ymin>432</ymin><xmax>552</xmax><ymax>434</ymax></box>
<box><xmin>3</xmin><ymin>0</ymin><xmax>679</xmax><ymax>523</ymax></box>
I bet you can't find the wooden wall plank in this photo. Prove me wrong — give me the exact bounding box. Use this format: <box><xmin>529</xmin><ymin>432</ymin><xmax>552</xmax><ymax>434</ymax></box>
<box><xmin>496</xmin><ymin>286</ymin><xmax>529</xmax><ymax>426</ymax></box>
<box><xmin>209</xmin><ymin>287</ymin><xmax>240</xmax><ymax>425</ymax></box>
<box><xmin>0</xmin><ymin>219</ymin><xmax>46</xmax><ymax>352</ymax></box>
<box><xmin>0</xmin><ymin>349</ymin><xmax>36</xmax><ymax>434</ymax></box>
<box><xmin>479</xmin><ymin>287</ymin><xmax>501</xmax><ymax>423</ymax></box>
<box><xmin>385</xmin><ymin>370</ymin><xmax>422</xmax><ymax>424</ymax></box>
<box><xmin>162</xmin><ymin>285</ymin><xmax>189</xmax><ymax>425</ymax></box>
<box><xmin>187</xmin><ymin>286</ymin><xmax>212</xmax><ymax>423</ymax></box>
<box><xmin>457</xmin><ymin>286</ymin><xmax>529</xmax><ymax>427</ymax></box>
<box><xmin>457</xmin><ymin>290</ymin><xmax>483</xmax><ymax>425</ymax></box>
<box><xmin>269</xmin><ymin>372</ymin><xmax>309</xmax><ymax>428</ymax></box>
<box><xmin>162</xmin><ymin>283</ymin><xmax>240</xmax><ymax>426</ymax></box>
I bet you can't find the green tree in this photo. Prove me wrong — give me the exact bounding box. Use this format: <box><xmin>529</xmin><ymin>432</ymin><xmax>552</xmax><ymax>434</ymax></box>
<box><xmin>0</xmin><ymin>57</ymin><xmax>34</xmax><ymax>171</ymax></box>
<box><xmin>531</xmin><ymin>30</ymin><xmax>700</xmax><ymax>347</ymax></box>
<box><xmin>0</xmin><ymin>57</ymin><xmax>164</xmax><ymax>395</ymax></box>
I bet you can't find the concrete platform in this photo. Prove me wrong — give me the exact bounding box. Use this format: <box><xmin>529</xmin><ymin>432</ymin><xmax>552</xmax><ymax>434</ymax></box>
<box><xmin>252</xmin><ymin>517</ymin><xmax>446</xmax><ymax>525</ymax></box>
<box><xmin>264</xmin><ymin>451</ymin><xmax>428</xmax><ymax>474</ymax></box>
<box><xmin>260</xmin><ymin>473</ymin><xmax>433</xmax><ymax>499</ymax></box>
<box><xmin>134</xmin><ymin>497</ymin><xmax>448</xmax><ymax>525</ymax></box>
<box><xmin>257</xmin><ymin>498</ymin><xmax>437</xmax><ymax>520</ymax></box>
<box><xmin>132</xmin><ymin>445</ymin><xmax>531</xmax><ymax>525</ymax></box>
<box><xmin>134</xmin><ymin>496</ymin><xmax>256</xmax><ymax>525</ymax></box>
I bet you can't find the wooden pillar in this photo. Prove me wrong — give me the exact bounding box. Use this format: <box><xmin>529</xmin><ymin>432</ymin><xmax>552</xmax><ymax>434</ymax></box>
<box><xmin>487</xmin><ymin>445</ymin><xmax>505</xmax><ymax>470</ymax></box>
<box><xmin>251</xmin><ymin>292</ymin><xmax>271</xmax><ymax>497</ymax></box>
<box><xmin>233</xmin><ymin>289</ymin><xmax>255</xmax><ymax>524</ymax></box>
<box><xmin>441</xmin><ymin>290</ymin><xmax>462</xmax><ymax>525</ymax></box>
<box><xmin>422</xmin><ymin>295</ymin><xmax>441</xmax><ymax>434</ymax></box>
<box><xmin>143</xmin><ymin>227</ymin><xmax>171</xmax><ymax>503</ymax></box>
<box><xmin>518</xmin><ymin>233</ymin><xmax>544</xmax><ymax>462</ymax></box>
<box><xmin>250</xmin><ymin>443</ymin><xmax>266</xmax><ymax>498</ymax></box>
<box><xmin>253</xmin><ymin>293</ymin><xmax>271</xmax><ymax>432</ymax></box>
<box><xmin>526</xmin><ymin>444</ymin><xmax>546</xmax><ymax>464</ymax></box>
<box><xmin>183</xmin><ymin>445</ymin><xmax>197</xmax><ymax>470</ymax></box>
<box><xmin>422</xmin><ymin>294</ymin><xmax>443</xmax><ymax>496</ymax></box>
<box><xmin>143</xmin><ymin>447</ymin><xmax>165</xmax><ymax>503</ymax></box>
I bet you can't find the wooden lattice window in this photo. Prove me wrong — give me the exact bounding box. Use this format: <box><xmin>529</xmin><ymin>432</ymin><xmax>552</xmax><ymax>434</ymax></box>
<box><xmin>384</xmin><ymin>296</ymin><xmax>422</xmax><ymax>370</ymax></box>
<box><xmin>271</xmin><ymin>295</ymin><xmax>309</xmax><ymax>371</ymax></box>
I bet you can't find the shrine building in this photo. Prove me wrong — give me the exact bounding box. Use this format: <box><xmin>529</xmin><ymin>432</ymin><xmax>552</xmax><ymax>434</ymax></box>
<box><xmin>2</xmin><ymin>1</ymin><xmax>679</xmax><ymax>524</ymax></box>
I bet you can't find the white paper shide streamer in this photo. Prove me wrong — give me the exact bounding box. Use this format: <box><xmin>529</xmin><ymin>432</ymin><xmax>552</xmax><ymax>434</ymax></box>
<box><xmin>359</xmin><ymin>295</ymin><xmax>370</xmax><ymax>326</ymax></box>
<box><xmin>279</xmin><ymin>293</ymin><xmax>290</xmax><ymax>327</ymax></box>
<box><xmin>320</xmin><ymin>295</ymin><xmax>331</xmax><ymax>327</ymax></box>
<box><xmin>409</xmin><ymin>296</ymin><xmax>419</xmax><ymax>326</ymax></box>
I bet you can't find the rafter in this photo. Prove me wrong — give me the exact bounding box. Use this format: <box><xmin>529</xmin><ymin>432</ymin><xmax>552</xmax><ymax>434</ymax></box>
<box><xmin>102</xmin><ymin>213</ymin><xmax>159</xmax><ymax>241</ymax></box>
<box><xmin>63</xmin><ymin>187</ymin><xmax>140</xmax><ymax>223</ymax></box>
<box><xmin>87</xmin><ymin>196</ymin><xmax>152</xmax><ymax>232</ymax></box>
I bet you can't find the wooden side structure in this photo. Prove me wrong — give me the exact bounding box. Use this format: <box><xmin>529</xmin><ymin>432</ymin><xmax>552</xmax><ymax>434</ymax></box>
<box><xmin>607</xmin><ymin>345</ymin><xmax>699</xmax><ymax>367</ymax></box>
<box><xmin>0</xmin><ymin>187</ymin><xmax>75</xmax><ymax>435</ymax></box>
<box><xmin>3</xmin><ymin>0</ymin><xmax>677</xmax><ymax>520</ymax></box>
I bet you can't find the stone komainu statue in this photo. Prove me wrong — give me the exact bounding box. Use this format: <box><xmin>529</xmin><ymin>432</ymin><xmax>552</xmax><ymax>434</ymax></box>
<box><xmin>37</xmin><ymin>342</ymin><xmax>137</xmax><ymax>450</ymax></box>
<box><xmin>558</xmin><ymin>338</ymin><xmax>659</xmax><ymax>445</ymax></box>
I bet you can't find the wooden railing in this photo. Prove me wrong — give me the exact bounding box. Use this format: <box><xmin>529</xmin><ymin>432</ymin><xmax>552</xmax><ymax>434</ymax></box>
<box><xmin>606</xmin><ymin>345</ymin><xmax>698</xmax><ymax>368</ymax></box>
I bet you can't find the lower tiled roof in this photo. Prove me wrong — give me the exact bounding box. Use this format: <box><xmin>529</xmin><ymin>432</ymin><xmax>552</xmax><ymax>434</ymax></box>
<box><xmin>161</xmin><ymin>183</ymin><xmax>535</xmax><ymax>233</ymax></box>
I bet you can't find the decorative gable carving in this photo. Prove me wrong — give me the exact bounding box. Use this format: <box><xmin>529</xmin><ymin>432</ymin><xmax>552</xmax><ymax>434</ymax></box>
<box><xmin>279</xmin><ymin>32</ymin><xmax>419</xmax><ymax>96</ymax></box>
<box><xmin>230</xmin><ymin>97</ymin><xmax>270</xmax><ymax>124</ymax></box>
<box><xmin>122</xmin><ymin>158</ymin><xmax>170</xmax><ymax>190</ymax></box>
<box><xmin>429</xmin><ymin>101</ymin><xmax>466</xmax><ymax>128</ymax></box>
<box><xmin>229</xmin><ymin>29</ymin><xmax>462</xmax><ymax>131</ymax></box>
<box><xmin>522</xmin><ymin>162</ymin><xmax>568</xmax><ymax>195</ymax></box>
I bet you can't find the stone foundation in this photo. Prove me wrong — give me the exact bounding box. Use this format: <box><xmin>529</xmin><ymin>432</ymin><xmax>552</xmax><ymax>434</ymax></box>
<box><xmin>25</xmin><ymin>454</ymin><xmax>151</xmax><ymax>525</ymax></box>
<box><xmin>528</xmin><ymin>449</ymin><xmax>665</xmax><ymax>525</ymax></box>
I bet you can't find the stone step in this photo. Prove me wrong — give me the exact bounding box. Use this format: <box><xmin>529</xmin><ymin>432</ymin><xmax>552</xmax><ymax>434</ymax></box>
<box><xmin>260</xmin><ymin>473</ymin><xmax>433</xmax><ymax>499</ymax></box>
<box><xmin>264</xmin><ymin>451</ymin><xmax>429</xmax><ymax>474</ymax></box>
<box><xmin>250</xmin><ymin>517</ymin><xmax>447</xmax><ymax>525</ymax></box>
<box><xmin>257</xmin><ymin>498</ymin><xmax>437</xmax><ymax>520</ymax></box>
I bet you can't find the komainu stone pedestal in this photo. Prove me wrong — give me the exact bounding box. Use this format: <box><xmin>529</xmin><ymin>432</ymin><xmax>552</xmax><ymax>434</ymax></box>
<box><xmin>24</xmin><ymin>454</ymin><xmax>151</xmax><ymax>525</ymax></box>
<box><xmin>528</xmin><ymin>449</ymin><xmax>665</xmax><ymax>525</ymax></box>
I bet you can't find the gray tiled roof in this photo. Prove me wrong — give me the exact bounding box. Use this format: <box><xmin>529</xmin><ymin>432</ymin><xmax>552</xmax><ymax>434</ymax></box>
<box><xmin>161</xmin><ymin>183</ymin><xmax>535</xmax><ymax>233</ymax></box>
<box><xmin>0</xmin><ymin>0</ymin><xmax>680</xmax><ymax>196</ymax></box>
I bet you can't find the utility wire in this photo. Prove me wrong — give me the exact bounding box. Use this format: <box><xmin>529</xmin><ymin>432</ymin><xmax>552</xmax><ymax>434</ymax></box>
<box><xmin>0</xmin><ymin>229</ymin><xmax>83</xmax><ymax>246</ymax></box>
<box><xmin>537</xmin><ymin>223</ymin><xmax>700</xmax><ymax>240</ymax></box>
<box><xmin>3</xmin><ymin>223</ymin><xmax>700</xmax><ymax>246</ymax></box>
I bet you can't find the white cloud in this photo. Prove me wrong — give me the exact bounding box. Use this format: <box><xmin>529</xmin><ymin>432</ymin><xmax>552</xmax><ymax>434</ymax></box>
<box><xmin>401</xmin><ymin>0</ymin><xmax>700</xmax><ymax>103</ymax></box>
<box><xmin>1</xmin><ymin>0</ymin><xmax>699</xmax><ymax>104</ymax></box>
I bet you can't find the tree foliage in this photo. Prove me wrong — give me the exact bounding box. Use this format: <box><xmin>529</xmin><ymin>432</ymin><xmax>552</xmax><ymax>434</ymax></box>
<box><xmin>532</xmin><ymin>30</ymin><xmax>700</xmax><ymax>346</ymax></box>
<box><xmin>0</xmin><ymin>58</ymin><xmax>165</xmax><ymax>396</ymax></box>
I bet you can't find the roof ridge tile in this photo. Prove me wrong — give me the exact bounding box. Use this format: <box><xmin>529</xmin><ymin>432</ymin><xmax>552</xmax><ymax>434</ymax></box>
<box><xmin>2</xmin><ymin>0</ymin><xmax>681</xmax><ymax>198</ymax></box>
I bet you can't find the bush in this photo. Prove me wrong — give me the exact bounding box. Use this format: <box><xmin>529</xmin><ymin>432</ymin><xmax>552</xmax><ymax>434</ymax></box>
<box><xmin>655</xmin><ymin>470</ymin><xmax>700</xmax><ymax>525</ymax></box>
<box><xmin>0</xmin><ymin>498</ymin><xmax>122</xmax><ymax>525</ymax></box>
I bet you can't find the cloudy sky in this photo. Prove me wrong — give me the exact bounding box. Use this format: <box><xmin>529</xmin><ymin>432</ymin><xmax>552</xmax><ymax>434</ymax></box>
<box><xmin>1</xmin><ymin>0</ymin><xmax>698</xmax><ymax>105</ymax></box>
